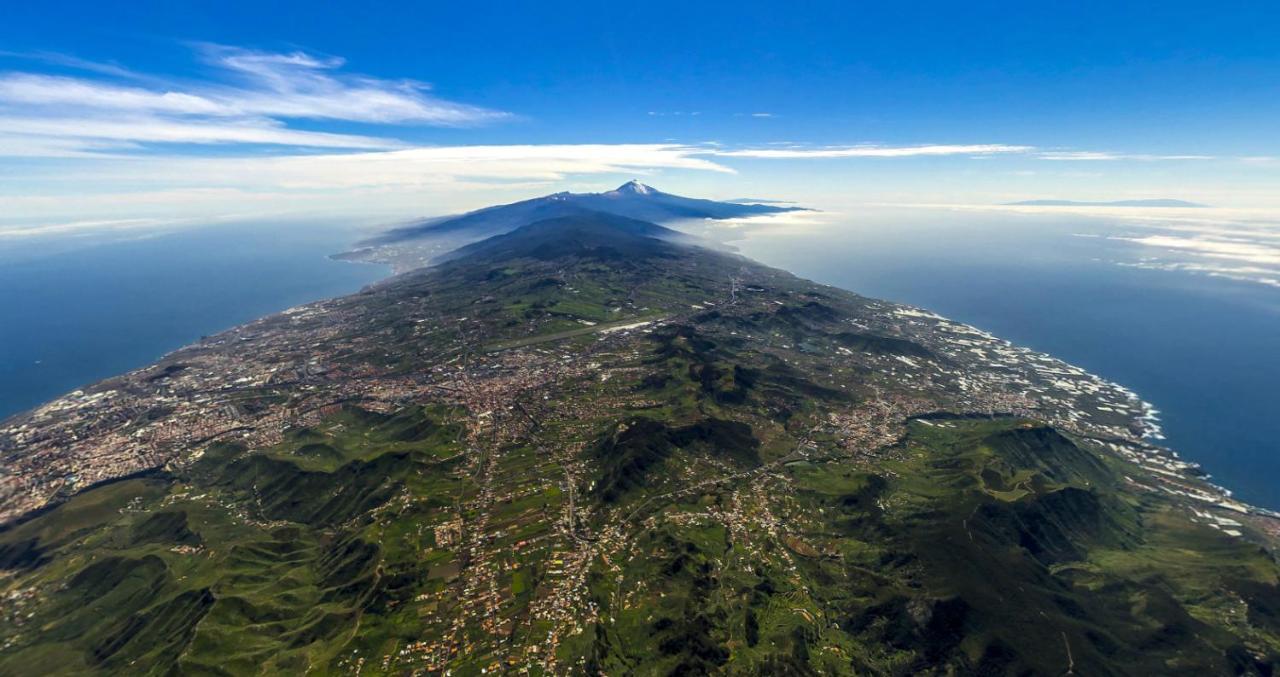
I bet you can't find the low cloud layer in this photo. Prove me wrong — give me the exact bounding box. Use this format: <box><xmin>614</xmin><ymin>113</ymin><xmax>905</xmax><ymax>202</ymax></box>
<box><xmin>994</xmin><ymin>203</ymin><xmax>1280</xmax><ymax>290</ymax></box>
<box><xmin>1107</xmin><ymin>226</ymin><xmax>1280</xmax><ymax>289</ymax></box>
<box><xmin>0</xmin><ymin>144</ymin><xmax>734</xmax><ymax>236</ymax></box>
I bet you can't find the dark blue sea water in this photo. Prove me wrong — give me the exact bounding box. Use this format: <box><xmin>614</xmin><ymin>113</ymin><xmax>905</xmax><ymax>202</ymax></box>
<box><xmin>0</xmin><ymin>222</ymin><xmax>386</xmax><ymax>421</ymax></box>
<box><xmin>732</xmin><ymin>208</ymin><xmax>1280</xmax><ymax>511</ymax></box>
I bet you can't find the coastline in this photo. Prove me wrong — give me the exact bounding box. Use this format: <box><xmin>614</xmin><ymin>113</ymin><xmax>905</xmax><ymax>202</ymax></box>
<box><xmin>892</xmin><ymin>306</ymin><xmax>1275</xmax><ymax>521</ymax></box>
<box><xmin>0</xmin><ymin>225</ymin><xmax>391</xmax><ymax>423</ymax></box>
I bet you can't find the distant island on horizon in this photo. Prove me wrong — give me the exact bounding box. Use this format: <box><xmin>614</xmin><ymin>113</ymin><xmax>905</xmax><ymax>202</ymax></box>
<box><xmin>1006</xmin><ymin>198</ymin><xmax>1210</xmax><ymax>208</ymax></box>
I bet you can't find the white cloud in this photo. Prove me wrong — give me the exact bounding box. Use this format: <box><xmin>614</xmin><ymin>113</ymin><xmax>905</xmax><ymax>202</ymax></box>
<box><xmin>1117</xmin><ymin>260</ymin><xmax>1280</xmax><ymax>289</ymax></box>
<box><xmin>1105</xmin><ymin>229</ymin><xmax>1280</xmax><ymax>290</ymax></box>
<box><xmin>0</xmin><ymin>216</ymin><xmax>179</xmax><ymax>239</ymax></box>
<box><xmin>1036</xmin><ymin>151</ymin><xmax>1118</xmax><ymax>161</ymax></box>
<box><xmin>0</xmin><ymin>115</ymin><xmax>401</xmax><ymax>152</ymax></box>
<box><xmin>55</xmin><ymin>143</ymin><xmax>732</xmax><ymax>189</ymax></box>
<box><xmin>1021</xmin><ymin>206</ymin><xmax>1280</xmax><ymax>290</ymax></box>
<box><xmin>0</xmin><ymin>132</ymin><xmax>140</xmax><ymax>158</ymax></box>
<box><xmin>1037</xmin><ymin>151</ymin><xmax>1214</xmax><ymax>161</ymax></box>
<box><xmin>0</xmin><ymin>50</ymin><xmax>146</xmax><ymax>80</ymax></box>
<box><xmin>135</xmin><ymin>144</ymin><xmax>735</xmax><ymax>189</ymax></box>
<box><xmin>0</xmin><ymin>44</ymin><xmax>510</xmax><ymax>157</ymax></box>
<box><xmin>0</xmin><ymin>74</ymin><xmax>225</xmax><ymax>115</ymax></box>
<box><xmin>191</xmin><ymin>44</ymin><xmax>510</xmax><ymax>125</ymax></box>
<box><xmin>1113</xmin><ymin>234</ymin><xmax>1280</xmax><ymax>267</ymax></box>
<box><xmin>714</xmin><ymin>143</ymin><xmax>1033</xmax><ymax>158</ymax></box>
<box><xmin>0</xmin><ymin>143</ymin><xmax>736</xmax><ymax>233</ymax></box>
<box><xmin>715</xmin><ymin>144</ymin><xmax>1222</xmax><ymax>163</ymax></box>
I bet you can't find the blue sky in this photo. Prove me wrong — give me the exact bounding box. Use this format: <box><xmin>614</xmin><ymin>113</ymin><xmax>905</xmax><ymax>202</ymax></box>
<box><xmin>1</xmin><ymin>0</ymin><xmax>1278</xmax><ymax>234</ymax></box>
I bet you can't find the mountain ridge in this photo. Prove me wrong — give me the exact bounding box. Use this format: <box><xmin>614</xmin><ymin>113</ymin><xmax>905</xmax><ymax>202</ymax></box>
<box><xmin>342</xmin><ymin>181</ymin><xmax>806</xmax><ymax>271</ymax></box>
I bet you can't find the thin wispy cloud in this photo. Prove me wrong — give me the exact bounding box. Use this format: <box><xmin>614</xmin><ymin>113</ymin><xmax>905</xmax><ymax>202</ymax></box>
<box><xmin>0</xmin><ymin>44</ymin><xmax>510</xmax><ymax>156</ymax></box>
<box><xmin>0</xmin><ymin>115</ymin><xmax>399</xmax><ymax>153</ymax></box>
<box><xmin>137</xmin><ymin>143</ymin><xmax>735</xmax><ymax>189</ymax></box>
<box><xmin>1037</xmin><ymin>151</ymin><xmax>1214</xmax><ymax>161</ymax></box>
<box><xmin>714</xmin><ymin>144</ymin><xmax>1033</xmax><ymax>158</ymax></box>
<box><xmin>192</xmin><ymin>44</ymin><xmax>510</xmax><ymax>125</ymax></box>
<box><xmin>0</xmin><ymin>74</ymin><xmax>227</xmax><ymax>115</ymax></box>
<box><xmin>713</xmin><ymin>144</ymin><xmax>1228</xmax><ymax>163</ymax></box>
<box><xmin>0</xmin><ymin>50</ymin><xmax>146</xmax><ymax>80</ymax></box>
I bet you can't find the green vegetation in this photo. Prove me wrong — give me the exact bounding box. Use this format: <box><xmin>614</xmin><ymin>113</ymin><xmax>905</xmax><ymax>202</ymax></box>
<box><xmin>587</xmin><ymin>418</ymin><xmax>1279</xmax><ymax>674</ymax></box>
<box><xmin>0</xmin><ymin>405</ymin><xmax>467</xmax><ymax>675</ymax></box>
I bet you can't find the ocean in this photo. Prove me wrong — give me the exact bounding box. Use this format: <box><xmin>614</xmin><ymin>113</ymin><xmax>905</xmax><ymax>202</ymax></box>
<box><xmin>726</xmin><ymin>206</ymin><xmax>1280</xmax><ymax>510</ymax></box>
<box><xmin>0</xmin><ymin>222</ymin><xmax>386</xmax><ymax>421</ymax></box>
<box><xmin>1</xmin><ymin>208</ymin><xmax>1276</xmax><ymax>510</ymax></box>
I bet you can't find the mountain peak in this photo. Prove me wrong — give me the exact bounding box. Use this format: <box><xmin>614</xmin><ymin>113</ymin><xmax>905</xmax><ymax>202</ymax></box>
<box><xmin>614</xmin><ymin>179</ymin><xmax>655</xmax><ymax>195</ymax></box>
<box><xmin>353</xmin><ymin>183</ymin><xmax>804</xmax><ymax>268</ymax></box>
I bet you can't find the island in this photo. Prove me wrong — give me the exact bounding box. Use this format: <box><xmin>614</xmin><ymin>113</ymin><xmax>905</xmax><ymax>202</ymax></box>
<box><xmin>1</xmin><ymin>186</ymin><xmax>1276</xmax><ymax>674</ymax></box>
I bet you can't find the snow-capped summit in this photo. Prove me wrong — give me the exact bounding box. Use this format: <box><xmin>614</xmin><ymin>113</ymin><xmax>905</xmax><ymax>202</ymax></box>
<box><xmin>614</xmin><ymin>180</ymin><xmax>655</xmax><ymax>195</ymax></box>
<box><xmin>361</xmin><ymin>182</ymin><xmax>805</xmax><ymax>250</ymax></box>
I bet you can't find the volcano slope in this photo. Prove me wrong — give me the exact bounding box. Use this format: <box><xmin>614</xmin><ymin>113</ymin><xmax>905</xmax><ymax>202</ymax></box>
<box><xmin>1</xmin><ymin>211</ymin><xmax>1278</xmax><ymax>675</ymax></box>
<box><xmin>339</xmin><ymin>181</ymin><xmax>804</xmax><ymax>272</ymax></box>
